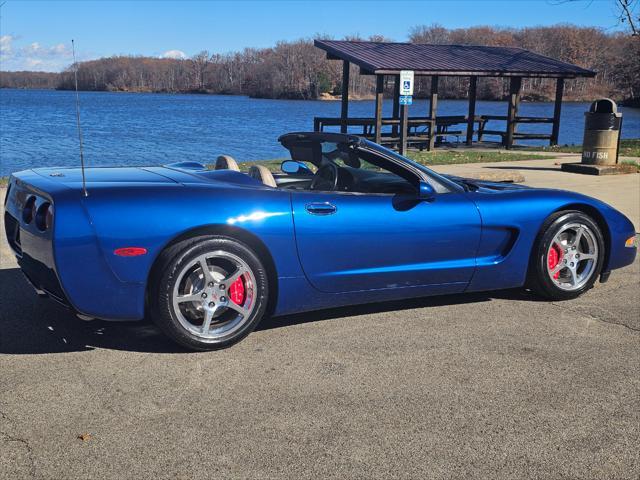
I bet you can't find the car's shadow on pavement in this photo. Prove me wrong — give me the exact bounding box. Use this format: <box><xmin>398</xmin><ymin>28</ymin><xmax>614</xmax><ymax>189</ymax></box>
<box><xmin>0</xmin><ymin>267</ymin><xmax>538</xmax><ymax>355</ymax></box>
<box><xmin>0</xmin><ymin>268</ymin><xmax>186</xmax><ymax>354</ymax></box>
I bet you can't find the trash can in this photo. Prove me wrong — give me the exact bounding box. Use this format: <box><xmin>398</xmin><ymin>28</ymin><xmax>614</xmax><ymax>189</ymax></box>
<box><xmin>582</xmin><ymin>98</ymin><xmax>622</xmax><ymax>165</ymax></box>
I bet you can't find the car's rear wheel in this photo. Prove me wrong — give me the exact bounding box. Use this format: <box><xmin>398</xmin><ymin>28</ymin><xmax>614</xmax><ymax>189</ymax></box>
<box><xmin>528</xmin><ymin>211</ymin><xmax>605</xmax><ymax>300</ymax></box>
<box><xmin>149</xmin><ymin>236</ymin><xmax>269</xmax><ymax>350</ymax></box>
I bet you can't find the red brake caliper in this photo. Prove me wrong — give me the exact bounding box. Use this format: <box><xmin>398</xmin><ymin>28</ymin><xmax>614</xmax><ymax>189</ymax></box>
<box><xmin>548</xmin><ymin>244</ymin><xmax>563</xmax><ymax>279</ymax></box>
<box><xmin>229</xmin><ymin>276</ymin><xmax>246</xmax><ymax>306</ymax></box>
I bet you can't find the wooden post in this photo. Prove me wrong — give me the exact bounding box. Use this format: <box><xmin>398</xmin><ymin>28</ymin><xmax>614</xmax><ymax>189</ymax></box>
<box><xmin>399</xmin><ymin>104</ymin><xmax>408</xmax><ymax>155</ymax></box>
<box><xmin>466</xmin><ymin>76</ymin><xmax>478</xmax><ymax>146</ymax></box>
<box><xmin>505</xmin><ymin>76</ymin><xmax>522</xmax><ymax>149</ymax></box>
<box><xmin>392</xmin><ymin>74</ymin><xmax>400</xmax><ymax>138</ymax></box>
<box><xmin>340</xmin><ymin>60</ymin><xmax>350</xmax><ymax>134</ymax></box>
<box><xmin>428</xmin><ymin>76</ymin><xmax>439</xmax><ymax>151</ymax></box>
<box><xmin>551</xmin><ymin>78</ymin><xmax>565</xmax><ymax>146</ymax></box>
<box><xmin>374</xmin><ymin>74</ymin><xmax>384</xmax><ymax>144</ymax></box>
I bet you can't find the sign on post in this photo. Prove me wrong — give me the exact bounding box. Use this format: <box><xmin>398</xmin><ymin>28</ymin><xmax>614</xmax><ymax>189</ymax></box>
<box><xmin>399</xmin><ymin>70</ymin><xmax>414</xmax><ymax>96</ymax></box>
<box><xmin>398</xmin><ymin>71</ymin><xmax>414</xmax><ymax>156</ymax></box>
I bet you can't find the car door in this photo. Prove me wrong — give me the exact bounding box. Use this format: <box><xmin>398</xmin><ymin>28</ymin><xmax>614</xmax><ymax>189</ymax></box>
<box><xmin>290</xmin><ymin>189</ymin><xmax>481</xmax><ymax>294</ymax></box>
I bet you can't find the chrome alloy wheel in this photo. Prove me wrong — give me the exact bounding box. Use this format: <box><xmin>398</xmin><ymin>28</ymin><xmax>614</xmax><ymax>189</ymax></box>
<box><xmin>172</xmin><ymin>250</ymin><xmax>256</xmax><ymax>340</ymax></box>
<box><xmin>546</xmin><ymin>223</ymin><xmax>599</xmax><ymax>291</ymax></box>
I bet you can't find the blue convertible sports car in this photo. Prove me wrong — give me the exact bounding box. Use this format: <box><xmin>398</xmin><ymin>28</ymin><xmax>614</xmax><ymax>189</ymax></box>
<box><xmin>4</xmin><ymin>132</ymin><xmax>637</xmax><ymax>350</ymax></box>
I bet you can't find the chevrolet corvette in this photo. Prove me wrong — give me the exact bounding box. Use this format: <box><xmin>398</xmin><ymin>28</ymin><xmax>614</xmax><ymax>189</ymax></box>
<box><xmin>4</xmin><ymin>132</ymin><xmax>637</xmax><ymax>350</ymax></box>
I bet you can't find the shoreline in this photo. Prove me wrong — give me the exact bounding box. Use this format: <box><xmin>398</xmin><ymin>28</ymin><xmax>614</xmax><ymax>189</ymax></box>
<box><xmin>1</xmin><ymin>86</ymin><xmax>632</xmax><ymax>105</ymax></box>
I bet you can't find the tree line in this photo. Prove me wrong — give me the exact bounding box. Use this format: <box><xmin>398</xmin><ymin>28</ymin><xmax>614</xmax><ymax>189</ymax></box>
<box><xmin>1</xmin><ymin>25</ymin><xmax>638</xmax><ymax>104</ymax></box>
<box><xmin>0</xmin><ymin>70</ymin><xmax>59</xmax><ymax>89</ymax></box>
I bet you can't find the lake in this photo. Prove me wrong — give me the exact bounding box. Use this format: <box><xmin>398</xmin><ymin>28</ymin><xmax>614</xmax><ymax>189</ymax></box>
<box><xmin>1</xmin><ymin>88</ymin><xmax>638</xmax><ymax>177</ymax></box>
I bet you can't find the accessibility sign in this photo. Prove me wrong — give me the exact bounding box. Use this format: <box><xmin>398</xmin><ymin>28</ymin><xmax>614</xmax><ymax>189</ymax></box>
<box><xmin>399</xmin><ymin>70</ymin><xmax>414</xmax><ymax>96</ymax></box>
<box><xmin>399</xmin><ymin>95</ymin><xmax>413</xmax><ymax>105</ymax></box>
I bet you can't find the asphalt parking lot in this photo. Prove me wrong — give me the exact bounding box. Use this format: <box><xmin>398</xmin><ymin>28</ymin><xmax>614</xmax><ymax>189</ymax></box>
<box><xmin>1</xmin><ymin>166</ymin><xmax>639</xmax><ymax>479</ymax></box>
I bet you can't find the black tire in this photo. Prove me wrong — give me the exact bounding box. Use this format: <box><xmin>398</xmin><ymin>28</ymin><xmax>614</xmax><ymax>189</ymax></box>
<box><xmin>528</xmin><ymin>210</ymin><xmax>605</xmax><ymax>300</ymax></box>
<box><xmin>149</xmin><ymin>235</ymin><xmax>269</xmax><ymax>351</ymax></box>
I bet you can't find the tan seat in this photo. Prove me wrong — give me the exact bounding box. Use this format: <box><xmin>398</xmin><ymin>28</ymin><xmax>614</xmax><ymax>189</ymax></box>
<box><xmin>248</xmin><ymin>165</ymin><xmax>277</xmax><ymax>188</ymax></box>
<box><xmin>215</xmin><ymin>155</ymin><xmax>240</xmax><ymax>171</ymax></box>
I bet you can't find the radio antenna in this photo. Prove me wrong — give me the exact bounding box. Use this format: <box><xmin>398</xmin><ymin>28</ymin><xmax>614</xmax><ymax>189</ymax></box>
<box><xmin>71</xmin><ymin>39</ymin><xmax>88</xmax><ymax>197</ymax></box>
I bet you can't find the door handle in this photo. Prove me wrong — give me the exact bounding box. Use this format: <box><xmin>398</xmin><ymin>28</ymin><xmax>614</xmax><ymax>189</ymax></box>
<box><xmin>305</xmin><ymin>202</ymin><xmax>337</xmax><ymax>215</ymax></box>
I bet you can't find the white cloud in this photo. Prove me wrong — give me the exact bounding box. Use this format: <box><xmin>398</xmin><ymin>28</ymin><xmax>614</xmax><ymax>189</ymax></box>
<box><xmin>162</xmin><ymin>49</ymin><xmax>186</xmax><ymax>59</ymax></box>
<box><xmin>0</xmin><ymin>37</ymin><xmax>76</xmax><ymax>72</ymax></box>
<box><xmin>0</xmin><ymin>35</ymin><xmax>14</xmax><ymax>56</ymax></box>
<box><xmin>24</xmin><ymin>42</ymin><xmax>70</xmax><ymax>58</ymax></box>
<box><xmin>52</xmin><ymin>44</ymin><xmax>66</xmax><ymax>54</ymax></box>
<box><xmin>26</xmin><ymin>42</ymin><xmax>41</xmax><ymax>53</ymax></box>
<box><xmin>25</xmin><ymin>58</ymin><xmax>44</xmax><ymax>68</ymax></box>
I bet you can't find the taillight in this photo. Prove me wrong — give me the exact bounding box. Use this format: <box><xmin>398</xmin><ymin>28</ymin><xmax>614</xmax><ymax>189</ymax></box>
<box><xmin>22</xmin><ymin>196</ymin><xmax>36</xmax><ymax>224</ymax></box>
<box><xmin>35</xmin><ymin>202</ymin><xmax>53</xmax><ymax>231</ymax></box>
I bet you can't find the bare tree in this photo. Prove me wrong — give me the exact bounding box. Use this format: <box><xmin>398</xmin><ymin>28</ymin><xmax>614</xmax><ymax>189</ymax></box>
<box><xmin>554</xmin><ymin>0</ymin><xmax>638</xmax><ymax>35</ymax></box>
<box><xmin>191</xmin><ymin>51</ymin><xmax>210</xmax><ymax>91</ymax></box>
<box><xmin>409</xmin><ymin>24</ymin><xmax>451</xmax><ymax>44</ymax></box>
<box><xmin>617</xmin><ymin>0</ymin><xmax>639</xmax><ymax>35</ymax></box>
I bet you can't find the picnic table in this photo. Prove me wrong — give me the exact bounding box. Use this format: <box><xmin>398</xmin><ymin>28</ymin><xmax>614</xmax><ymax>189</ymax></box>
<box><xmin>313</xmin><ymin>115</ymin><xmax>489</xmax><ymax>150</ymax></box>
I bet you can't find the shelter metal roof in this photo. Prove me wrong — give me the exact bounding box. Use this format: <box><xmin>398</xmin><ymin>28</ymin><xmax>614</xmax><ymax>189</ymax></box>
<box><xmin>314</xmin><ymin>40</ymin><xmax>596</xmax><ymax>78</ymax></box>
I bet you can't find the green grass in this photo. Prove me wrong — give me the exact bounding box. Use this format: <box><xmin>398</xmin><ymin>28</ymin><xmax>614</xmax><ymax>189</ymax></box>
<box><xmin>248</xmin><ymin>159</ymin><xmax>289</xmax><ymax>171</ymax></box>
<box><xmin>0</xmin><ymin>177</ymin><xmax>7</xmax><ymax>187</ymax></box>
<box><xmin>523</xmin><ymin>139</ymin><xmax>640</xmax><ymax>158</ymax></box>
<box><xmin>218</xmin><ymin>159</ymin><xmax>287</xmax><ymax>172</ymax></box>
<box><xmin>616</xmin><ymin>139</ymin><xmax>640</xmax><ymax>158</ymax></box>
<box><xmin>406</xmin><ymin>150</ymin><xmax>553</xmax><ymax>166</ymax></box>
<box><xmin>620</xmin><ymin>159</ymin><xmax>640</xmax><ymax>172</ymax></box>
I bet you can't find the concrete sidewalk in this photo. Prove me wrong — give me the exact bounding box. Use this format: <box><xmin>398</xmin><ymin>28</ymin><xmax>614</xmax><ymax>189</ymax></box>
<box><xmin>431</xmin><ymin>155</ymin><xmax>640</xmax><ymax>228</ymax></box>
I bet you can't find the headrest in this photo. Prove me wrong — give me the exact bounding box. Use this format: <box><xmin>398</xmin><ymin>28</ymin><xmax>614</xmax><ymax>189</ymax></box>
<box><xmin>248</xmin><ymin>165</ymin><xmax>277</xmax><ymax>188</ymax></box>
<box><xmin>215</xmin><ymin>155</ymin><xmax>240</xmax><ymax>171</ymax></box>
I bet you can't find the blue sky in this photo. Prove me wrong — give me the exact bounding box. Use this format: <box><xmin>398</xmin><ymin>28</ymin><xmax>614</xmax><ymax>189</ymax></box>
<box><xmin>0</xmin><ymin>0</ymin><xmax>630</xmax><ymax>71</ymax></box>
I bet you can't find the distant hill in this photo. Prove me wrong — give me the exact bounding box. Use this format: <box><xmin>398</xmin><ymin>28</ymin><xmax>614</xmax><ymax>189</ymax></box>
<box><xmin>2</xmin><ymin>25</ymin><xmax>638</xmax><ymax>104</ymax></box>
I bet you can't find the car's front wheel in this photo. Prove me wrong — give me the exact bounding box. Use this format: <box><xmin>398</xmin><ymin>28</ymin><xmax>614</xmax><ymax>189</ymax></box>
<box><xmin>528</xmin><ymin>211</ymin><xmax>605</xmax><ymax>300</ymax></box>
<box><xmin>149</xmin><ymin>236</ymin><xmax>269</xmax><ymax>350</ymax></box>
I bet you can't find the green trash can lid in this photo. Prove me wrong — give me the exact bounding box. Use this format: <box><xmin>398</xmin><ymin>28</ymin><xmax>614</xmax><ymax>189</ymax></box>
<box><xmin>589</xmin><ymin>98</ymin><xmax>617</xmax><ymax>114</ymax></box>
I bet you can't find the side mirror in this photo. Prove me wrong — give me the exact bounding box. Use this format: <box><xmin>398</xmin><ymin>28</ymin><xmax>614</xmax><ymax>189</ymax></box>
<box><xmin>281</xmin><ymin>160</ymin><xmax>312</xmax><ymax>175</ymax></box>
<box><xmin>418</xmin><ymin>181</ymin><xmax>436</xmax><ymax>200</ymax></box>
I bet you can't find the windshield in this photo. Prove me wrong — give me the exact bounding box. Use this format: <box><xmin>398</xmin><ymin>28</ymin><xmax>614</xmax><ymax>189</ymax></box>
<box><xmin>361</xmin><ymin>139</ymin><xmax>463</xmax><ymax>193</ymax></box>
<box><xmin>286</xmin><ymin>140</ymin><xmax>419</xmax><ymax>194</ymax></box>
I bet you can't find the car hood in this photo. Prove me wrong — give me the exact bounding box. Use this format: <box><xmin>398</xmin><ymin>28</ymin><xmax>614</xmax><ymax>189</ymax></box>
<box><xmin>444</xmin><ymin>174</ymin><xmax>531</xmax><ymax>192</ymax></box>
